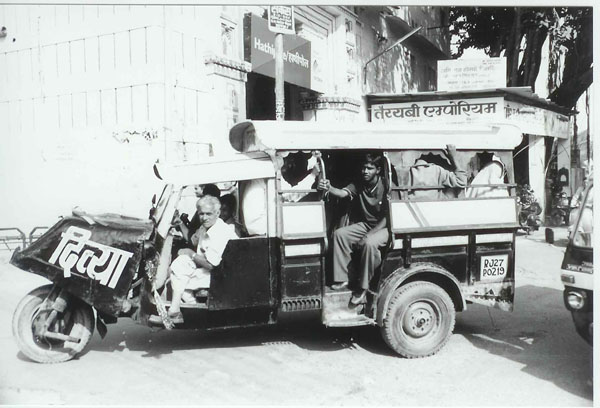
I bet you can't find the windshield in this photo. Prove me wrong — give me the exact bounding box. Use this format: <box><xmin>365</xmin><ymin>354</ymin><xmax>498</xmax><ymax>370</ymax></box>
<box><xmin>572</xmin><ymin>185</ymin><xmax>593</xmax><ymax>248</ymax></box>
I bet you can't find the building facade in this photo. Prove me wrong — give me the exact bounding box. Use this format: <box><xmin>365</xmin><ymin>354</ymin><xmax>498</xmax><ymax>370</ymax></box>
<box><xmin>0</xmin><ymin>4</ymin><xmax>449</xmax><ymax>231</ymax></box>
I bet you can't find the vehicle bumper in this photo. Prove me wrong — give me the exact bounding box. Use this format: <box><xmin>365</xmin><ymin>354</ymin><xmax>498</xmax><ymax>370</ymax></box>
<box><xmin>563</xmin><ymin>287</ymin><xmax>593</xmax><ymax>345</ymax></box>
<box><xmin>570</xmin><ymin>310</ymin><xmax>593</xmax><ymax>345</ymax></box>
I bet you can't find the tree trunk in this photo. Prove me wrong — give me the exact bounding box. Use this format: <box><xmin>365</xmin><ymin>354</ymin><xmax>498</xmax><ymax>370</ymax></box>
<box><xmin>519</xmin><ymin>25</ymin><xmax>548</xmax><ymax>90</ymax></box>
<box><xmin>549</xmin><ymin>66</ymin><xmax>592</xmax><ymax>109</ymax></box>
<box><xmin>548</xmin><ymin>10</ymin><xmax>593</xmax><ymax>109</ymax></box>
<box><xmin>505</xmin><ymin>8</ymin><xmax>522</xmax><ymax>87</ymax></box>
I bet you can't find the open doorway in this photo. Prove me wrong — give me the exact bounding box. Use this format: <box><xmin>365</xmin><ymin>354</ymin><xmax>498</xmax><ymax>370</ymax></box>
<box><xmin>245</xmin><ymin>72</ymin><xmax>307</xmax><ymax>121</ymax></box>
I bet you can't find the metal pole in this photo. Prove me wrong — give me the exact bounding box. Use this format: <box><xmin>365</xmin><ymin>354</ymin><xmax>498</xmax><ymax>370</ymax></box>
<box><xmin>363</xmin><ymin>26</ymin><xmax>422</xmax><ymax>84</ymax></box>
<box><xmin>275</xmin><ymin>33</ymin><xmax>285</xmax><ymax>121</ymax></box>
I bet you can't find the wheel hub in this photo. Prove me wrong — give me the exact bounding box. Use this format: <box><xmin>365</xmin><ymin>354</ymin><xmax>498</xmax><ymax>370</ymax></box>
<box><xmin>31</xmin><ymin>309</ymin><xmax>65</xmax><ymax>348</ymax></box>
<box><xmin>403</xmin><ymin>301</ymin><xmax>437</xmax><ymax>338</ymax></box>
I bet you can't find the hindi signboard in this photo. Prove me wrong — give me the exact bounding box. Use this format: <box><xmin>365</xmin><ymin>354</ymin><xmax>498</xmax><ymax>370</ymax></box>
<box><xmin>247</xmin><ymin>14</ymin><xmax>311</xmax><ymax>89</ymax></box>
<box><xmin>438</xmin><ymin>57</ymin><xmax>506</xmax><ymax>91</ymax></box>
<box><xmin>268</xmin><ymin>6</ymin><xmax>295</xmax><ymax>34</ymax></box>
<box><xmin>505</xmin><ymin>100</ymin><xmax>570</xmax><ymax>138</ymax></box>
<box><xmin>371</xmin><ymin>97</ymin><xmax>504</xmax><ymax>125</ymax></box>
<box><xmin>370</xmin><ymin>97</ymin><xmax>570</xmax><ymax>139</ymax></box>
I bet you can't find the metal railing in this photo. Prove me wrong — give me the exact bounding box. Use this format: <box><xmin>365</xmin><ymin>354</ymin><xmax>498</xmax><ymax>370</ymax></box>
<box><xmin>0</xmin><ymin>227</ymin><xmax>48</xmax><ymax>253</ymax></box>
<box><xmin>0</xmin><ymin>228</ymin><xmax>27</xmax><ymax>252</ymax></box>
<box><xmin>29</xmin><ymin>227</ymin><xmax>49</xmax><ymax>245</ymax></box>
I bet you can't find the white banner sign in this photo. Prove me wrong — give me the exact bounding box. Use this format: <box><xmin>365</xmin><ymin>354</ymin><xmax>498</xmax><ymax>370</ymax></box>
<box><xmin>438</xmin><ymin>57</ymin><xmax>506</xmax><ymax>91</ymax></box>
<box><xmin>504</xmin><ymin>100</ymin><xmax>570</xmax><ymax>139</ymax></box>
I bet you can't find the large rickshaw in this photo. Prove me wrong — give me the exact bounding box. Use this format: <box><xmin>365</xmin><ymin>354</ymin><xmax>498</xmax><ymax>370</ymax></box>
<box><xmin>11</xmin><ymin>120</ymin><xmax>523</xmax><ymax>363</ymax></box>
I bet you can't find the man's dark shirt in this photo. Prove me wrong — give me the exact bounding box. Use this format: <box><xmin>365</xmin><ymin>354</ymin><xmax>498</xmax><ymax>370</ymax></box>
<box><xmin>343</xmin><ymin>177</ymin><xmax>385</xmax><ymax>228</ymax></box>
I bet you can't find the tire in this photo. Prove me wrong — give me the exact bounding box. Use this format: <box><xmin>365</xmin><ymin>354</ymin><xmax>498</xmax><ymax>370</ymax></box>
<box><xmin>518</xmin><ymin>212</ymin><xmax>528</xmax><ymax>229</ymax></box>
<box><xmin>12</xmin><ymin>285</ymin><xmax>95</xmax><ymax>364</ymax></box>
<box><xmin>381</xmin><ymin>281</ymin><xmax>455</xmax><ymax>358</ymax></box>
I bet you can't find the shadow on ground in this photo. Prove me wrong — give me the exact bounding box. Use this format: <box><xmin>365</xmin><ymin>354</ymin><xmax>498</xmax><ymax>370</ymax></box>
<box><xmin>455</xmin><ymin>284</ymin><xmax>592</xmax><ymax>401</ymax></box>
<box><xmin>87</xmin><ymin>315</ymin><xmax>392</xmax><ymax>360</ymax></box>
<box><xmin>82</xmin><ymin>284</ymin><xmax>592</xmax><ymax>403</ymax></box>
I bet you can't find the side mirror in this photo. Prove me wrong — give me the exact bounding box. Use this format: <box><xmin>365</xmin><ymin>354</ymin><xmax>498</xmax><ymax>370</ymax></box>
<box><xmin>152</xmin><ymin>194</ymin><xmax>157</xmax><ymax>205</ymax></box>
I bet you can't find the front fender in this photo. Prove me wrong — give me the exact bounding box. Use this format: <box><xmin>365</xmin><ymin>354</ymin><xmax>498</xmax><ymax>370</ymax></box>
<box><xmin>10</xmin><ymin>215</ymin><xmax>149</xmax><ymax>316</ymax></box>
<box><xmin>376</xmin><ymin>262</ymin><xmax>466</xmax><ymax>326</ymax></box>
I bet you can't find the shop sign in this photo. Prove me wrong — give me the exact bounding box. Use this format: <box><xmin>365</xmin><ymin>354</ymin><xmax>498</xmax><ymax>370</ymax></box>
<box><xmin>268</xmin><ymin>6</ymin><xmax>295</xmax><ymax>34</ymax></box>
<box><xmin>371</xmin><ymin>97</ymin><xmax>503</xmax><ymax>124</ymax></box>
<box><xmin>371</xmin><ymin>96</ymin><xmax>571</xmax><ymax>139</ymax></box>
<box><xmin>247</xmin><ymin>14</ymin><xmax>311</xmax><ymax>90</ymax></box>
<box><xmin>504</xmin><ymin>100</ymin><xmax>570</xmax><ymax>139</ymax></box>
<box><xmin>438</xmin><ymin>57</ymin><xmax>506</xmax><ymax>91</ymax></box>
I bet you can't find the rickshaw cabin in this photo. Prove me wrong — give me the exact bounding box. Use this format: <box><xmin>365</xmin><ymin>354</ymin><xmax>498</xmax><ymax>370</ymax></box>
<box><xmin>229</xmin><ymin>121</ymin><xmax>522</xmax><ymax>317</ymax></box>
<box><xmin>152</xmin><ymin>121</ymin><xmax>521</xmax><ymax>332</ymax></box>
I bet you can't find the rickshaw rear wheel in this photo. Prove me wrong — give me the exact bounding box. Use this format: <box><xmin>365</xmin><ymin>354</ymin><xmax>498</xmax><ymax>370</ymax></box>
<box><xmin>12</xmin><ymin>284</ymin><xmax>94</xmax><ymax>364</ymax></box>
<box><xmin>381</xmin><ymin>281</ymin><xmax>455</xmax><ymax>358</ymax></box>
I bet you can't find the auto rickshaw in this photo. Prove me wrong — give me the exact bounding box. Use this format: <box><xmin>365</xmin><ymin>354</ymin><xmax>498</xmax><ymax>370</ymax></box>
<box><xmin>560</xmin><ymin>182</ymin><xmax>594</xmax><ymax>345</ymax></box>
<box><xmin>10</xmin><ymin>120</ymin><xmax>523</xmax><ymax>363</ymax></box>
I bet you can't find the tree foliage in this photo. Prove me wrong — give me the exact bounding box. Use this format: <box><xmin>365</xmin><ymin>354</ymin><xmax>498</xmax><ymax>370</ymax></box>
<box><xmin>449</xmin><ymin>7</ymin><xmax>592</xmax><ymax>109</ymax></box>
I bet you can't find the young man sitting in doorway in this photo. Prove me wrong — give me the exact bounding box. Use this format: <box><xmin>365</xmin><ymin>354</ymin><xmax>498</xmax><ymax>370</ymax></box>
<box><xmin>317</xmin><ymin>153</ymin><xmax>388</xmax><ymax>305</ymax></box>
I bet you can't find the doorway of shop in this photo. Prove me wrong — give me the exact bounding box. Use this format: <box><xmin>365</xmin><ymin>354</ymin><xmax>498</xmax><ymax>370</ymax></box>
<box><xmin>246</xmin><ymin>72</ymin><xmax>307</xmax><ymax>121</ymax></box>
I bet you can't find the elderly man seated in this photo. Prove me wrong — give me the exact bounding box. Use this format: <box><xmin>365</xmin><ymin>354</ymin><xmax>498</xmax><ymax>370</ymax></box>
<box><xmin>168</xmin><ymin>195</ymin><xmax>238</xmax><ymax>323</ymax></box>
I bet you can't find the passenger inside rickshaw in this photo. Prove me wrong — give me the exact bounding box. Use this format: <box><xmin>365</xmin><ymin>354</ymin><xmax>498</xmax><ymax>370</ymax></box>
<box><xmin>167</xmin><ymin>194</ymin><xmax>239</xmax><ymax>322</ymax></box>
<box><xmin>164</xmin><ymin>181</ymin><xmax>250</xmax><ymax>309</ymax></box>
<box><xmin>466</xmin><ymin>152</ymin><xmax>509</xmax><ymax>198</ymax></box>
<box><xmin>387</xmin><ymin>149</ymin><xmax>512</xmax><ymax>199</ymax></box>
<box><xmin>171</xmin><ymin>183</ymin><xmax>237</xmax><ymax>253</ymax></box>
<box><xmin>317</xmin><ymin>152</ymin><xmax>389</xmax><ymax>302</ymax></box>
<box><xmin>316</xmin><ymin>148</ymin><xmax>512</xmax><ymax>292</ymax></box>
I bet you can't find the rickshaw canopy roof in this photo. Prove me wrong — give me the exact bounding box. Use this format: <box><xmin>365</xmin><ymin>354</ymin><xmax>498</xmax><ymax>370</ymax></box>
<box><xmin>154</xmin><ymin>151</ymin><xmax>275</xmax><ymax>185</ymax></box>
<box><xmin>229</xmin><ymin>120</ymin><xmax>523</xmax><ymax>152</ymax></box>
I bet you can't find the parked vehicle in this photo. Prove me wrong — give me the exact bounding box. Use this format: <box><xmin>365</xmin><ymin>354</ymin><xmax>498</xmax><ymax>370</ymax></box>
<box><xmin>561</xmin><ymin>182</ymin><xmax>593</xmax><ymax>345</ymax></box>
<box><xmin>10</xmin><ymin>121</ymin><xmax>523</xmax><ymax>363</ymax></box>
<box><xmin>517</xmin><ymin>184</ymin><xmax>542</xmax><ymax>233</ymax></box>
<box><xmin>549</xmin><ymin>191</ymin><xmax>574</xmax><ymax>227</ymax></box>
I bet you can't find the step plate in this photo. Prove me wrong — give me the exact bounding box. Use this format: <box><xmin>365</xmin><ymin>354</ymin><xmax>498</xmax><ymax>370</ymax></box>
<box><xmin>322</xmin><ymin>289</ymin><xmax>375</xmax><ymax>327</ymax></box>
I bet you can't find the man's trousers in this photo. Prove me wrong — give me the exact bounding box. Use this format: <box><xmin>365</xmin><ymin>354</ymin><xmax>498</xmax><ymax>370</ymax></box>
<box><xmin>332</xmin><ymin>222</ymin><xmax>388</xmax><ymax>290</ymax></box>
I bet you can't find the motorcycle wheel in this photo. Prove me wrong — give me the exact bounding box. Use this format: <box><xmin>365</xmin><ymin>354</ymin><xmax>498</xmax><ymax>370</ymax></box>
<box><xmin>12</xmin><ymin>284</ymin><xmax>95</xmax><ymax>364</ymax></box>
<box><xmin>518</xmin><ymin>213</ymin><xmax>529</xmax><ymax>233</ymax></box>
<box><xmin>531</xmin><ymin>202</ymin><xmax>542</xmax><ymax>216</ymax></box>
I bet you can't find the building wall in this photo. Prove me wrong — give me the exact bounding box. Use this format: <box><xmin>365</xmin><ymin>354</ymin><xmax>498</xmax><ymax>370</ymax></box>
<box><xmin>528</xmin><ymin>135</ymin><xmax>548</xmax><ymax>213</ymax></box>
<box><xmin>0</xmin><ymin>5</ymin><xmax>242</xmax><ymax>230</ymax></box>
<box><xmin>299</xmin><ymin>5</ymin><xmax>449</xmax><ymax>122</ymax></box>
<box><xmin>393</xmin><ymin>6</ymin><xmax>450</xmax><ymax>54</ymax></box>
<box><xmin>0</xmin><ymin>4</ymin><xmax>451</xmax><ymax>232</ymax></box>
<box><xmin>356</xmin><ymin>6</ymin><xmax>448</xmax><ymax>96</ymax></box>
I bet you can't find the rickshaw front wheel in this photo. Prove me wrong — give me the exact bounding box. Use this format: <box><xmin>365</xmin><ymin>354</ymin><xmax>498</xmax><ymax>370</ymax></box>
<box><xmin>381</xmin><ymin>281</ymin><xmax>455</xmax><ymax>358</ymax></box>
<box><xmin>12</xmin><ymin>284</ymin><xmax>95</xmax><ymax>364</ymax></box>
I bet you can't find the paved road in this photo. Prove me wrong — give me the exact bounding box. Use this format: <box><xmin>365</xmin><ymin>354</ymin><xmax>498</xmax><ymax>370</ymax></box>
<box><xmin>0</xmin><ymin>228</ymin><xmax>593</xmax><ymax>406</ymax></box>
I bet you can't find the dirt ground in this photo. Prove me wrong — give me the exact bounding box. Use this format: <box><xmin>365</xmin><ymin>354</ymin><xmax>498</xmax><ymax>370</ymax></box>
<box><xmin>0</xmin><ymin>227</ymin><xmax>594</xmax><ymax>406</ymax></box>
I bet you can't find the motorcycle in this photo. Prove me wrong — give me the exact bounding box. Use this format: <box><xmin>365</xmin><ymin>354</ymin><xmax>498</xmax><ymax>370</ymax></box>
<box><xmin>517</xmin><ymin>184</ymin><xmax>542</xmax><ymax>233</ymax></box>
<box><xmin>548</xmin><ymin>191</ymin><xmax>574</xmax><ymax>227</ymax></box>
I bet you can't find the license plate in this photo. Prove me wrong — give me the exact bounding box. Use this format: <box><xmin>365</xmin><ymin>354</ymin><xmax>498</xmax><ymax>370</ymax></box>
<box><xmin>480</xmin><ymin>254</ymin><xmax>509</xmax><ymax>281</ymax></box>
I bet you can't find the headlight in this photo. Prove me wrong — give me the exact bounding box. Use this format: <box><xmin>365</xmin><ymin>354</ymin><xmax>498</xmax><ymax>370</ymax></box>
<box><xmin>567</xmin><ymin>291</ymin><xmax>586</xmax><ymax>310</ymax></box>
